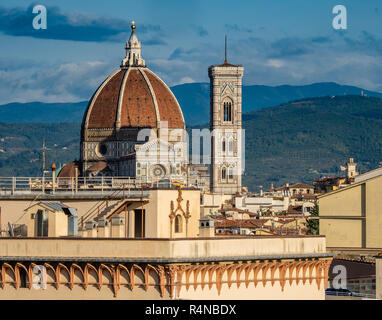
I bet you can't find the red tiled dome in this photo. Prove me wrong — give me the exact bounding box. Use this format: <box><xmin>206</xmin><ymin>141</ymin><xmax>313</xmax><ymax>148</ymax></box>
<box><xmin>82</xmin><ymin>67</ymin><xmax>185</xmax><ymax>130</ymax></box>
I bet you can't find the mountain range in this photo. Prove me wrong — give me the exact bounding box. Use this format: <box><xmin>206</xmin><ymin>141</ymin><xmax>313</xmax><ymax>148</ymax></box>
<box><xmin>1</xmin><ymin>82</ymin><xmax>381</xmax><ymax>126</ymax></box>
<box><xmin>1</xmin><ymin>93</ymin><xmax>382</xmax><ymax>191</ymax></box>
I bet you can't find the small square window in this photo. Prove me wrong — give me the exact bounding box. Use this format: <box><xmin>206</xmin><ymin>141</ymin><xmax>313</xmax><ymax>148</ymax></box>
<box><xmin>31</xmin><ymin>213</ymin><xmax>35</xmax><ymax>219</ymax></box>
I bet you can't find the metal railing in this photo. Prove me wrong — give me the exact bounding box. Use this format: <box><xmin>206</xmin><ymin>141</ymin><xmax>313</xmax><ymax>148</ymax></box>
<box><xmin>0</xmin><ymin>176</ymin><xmax>190</xmax><ymax>195</ymax></box>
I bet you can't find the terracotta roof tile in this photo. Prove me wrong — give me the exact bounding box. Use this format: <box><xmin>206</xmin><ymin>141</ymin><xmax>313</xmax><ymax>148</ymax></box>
<box><xmin>84</xmin><ymin>67</ymin><xmax>185</xmax><ymax>131</ymax></box>
<box><xmin>87</xmin><ymin>69</ymin><xmax>125</xmax><ymax>128</ymax></box>
<box><xmin>57</xmin><ymin>161</ymin><xmax>80</xmax><ymax>178</ymax></box>
<box><xmin>120</xmin><ymin>69</ymin><xmax>157</xmax><ymax>128</ymax></box>
<box><xmin>144</xmin><ymin>70</ymin><xmax>184</xmax><ymax>129</ymax></box>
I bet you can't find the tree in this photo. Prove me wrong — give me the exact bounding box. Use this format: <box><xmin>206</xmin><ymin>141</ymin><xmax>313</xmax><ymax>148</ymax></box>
<box><xmin>306</xmin><ymin>204</ymin><xmax>319</xmax><ymax>235</ymax></box>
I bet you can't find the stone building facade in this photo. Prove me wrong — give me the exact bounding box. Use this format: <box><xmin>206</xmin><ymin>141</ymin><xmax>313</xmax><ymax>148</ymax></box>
<box><xmin>58</xmin><ymin>22</ymin><xmax>244</xmax><ymax>196</ymax></box>
<box><xmin>79</xmin><ymin>22</ymin><xmax>187</xmax><ymax>183</ymax></box>
<box><xmin>209</xmin><ymin>60</ymin><xmax>244</xmax><ymax>195</ymax></box>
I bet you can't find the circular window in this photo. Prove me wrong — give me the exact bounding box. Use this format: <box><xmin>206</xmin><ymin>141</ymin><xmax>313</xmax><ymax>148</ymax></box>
<box><xmin>150</xmin><ymin>165</ymin><xmax>166</xmax><ymax>179</ymax></box>
<box><xmin>98</xmin><ymin>144</ymin><xmax>108</xmax><ymax>156</ymax></box>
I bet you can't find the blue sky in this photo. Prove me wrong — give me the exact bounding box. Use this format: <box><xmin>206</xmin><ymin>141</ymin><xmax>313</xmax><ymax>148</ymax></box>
<box><xmin>1</xmin><ymin>0</ymin><xmax>382</xmax><ymax>103</ymax></box>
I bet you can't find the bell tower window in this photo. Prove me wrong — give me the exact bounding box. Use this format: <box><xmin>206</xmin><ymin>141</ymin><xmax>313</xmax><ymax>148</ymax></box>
<box><xmin>223</xmin><ymin>101</ymin><xmax>232</xmax><ymax>122</ymax></box>
<box><xmin>221</xmin><ymin>167</ymin><xmax>226</xmax><ymax>180</ymax></box>
<box><xmin>228</xmin><ymin>168</ymin><xmax>233</xmax><ymax>180</ymax></box>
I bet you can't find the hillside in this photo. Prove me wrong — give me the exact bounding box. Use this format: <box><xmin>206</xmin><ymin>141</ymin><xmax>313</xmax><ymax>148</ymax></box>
<box><xmin>1</xmin><ymin>82</ymin><xmax>382</xmax><ymax>126</ymax></box>
<box><xmin>0</xmin><ymin>123</ymin><xmax>80</xmax><ymax>176</ymax></box>
<box><xmin>172</xmin><ymin>82</ymin><xmax>382</xmax><ymax>125</ymax></box>
<box><xmin>242</xmin><ymin>95</ymin><xmax>382</xmax><ymax>190</ymax></box>
<box><xmin>1</xmin><ymin>95</ymin><xmax>382</xmax><ymax>191</ymax></box>
<box><xmin>0</xmin><ymin>102</ymin><xmax>87</xmax><ymax>123</ymax></box>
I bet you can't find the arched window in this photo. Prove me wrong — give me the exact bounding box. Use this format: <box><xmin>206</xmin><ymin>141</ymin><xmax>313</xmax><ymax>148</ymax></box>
<box><xmin>228</xmin><ymin>168</ymin><xmax>233</xmax><ymax>180</ymax></box>
<box><xmin>222</xmin><ymin>139</ymin><xmax>226</xmax><ymax>153</ymax></box>
<box><xmin>228</xmin><ymin>139</ymin><xmax>233</xmax><ymax>155</ymax></box>
<box><xmin>175</xmin><ymin>215</ymin><xmax>182</xmax><ymax>233</ymax></box>
<box><xmin>223</xmin><ymin>101</ymin><xmax>232</xmax><ymax>122</ymax></box>
<box><xmin>221</xmin><ymin>167</ymin><xmax>226</xmax><ymax>180</ymax></box>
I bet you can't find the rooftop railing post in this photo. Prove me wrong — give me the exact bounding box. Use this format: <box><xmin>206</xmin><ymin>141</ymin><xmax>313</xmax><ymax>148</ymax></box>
<box><xmin>12</xmin><ymin>177</ymin><xmax>15</xmax><ymax>195</ymax></box>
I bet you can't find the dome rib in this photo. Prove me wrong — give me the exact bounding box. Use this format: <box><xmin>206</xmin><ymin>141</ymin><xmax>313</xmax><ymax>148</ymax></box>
<box><xmin>119</xmin><ymin>68</ymin><xmax>157</xmax><ymax>128</ymax></box>
<box><xmin>115</xmin><ymin>68</ymin><xmax>131</xmax><ymax>129</ymax></box>
<box><xmin>83</xmin><ymin>68</ymin><xmax>122</xmax><ymax>129</ymax></box>
<box><xmin>83</xmin><ymin>67</ymin><xmax>185</xmax><ymax>131</ymax></box>
<box><xmin>86</xmin><ymin>69</ymin><xmax>126</xmax><ymax>129</ymax></box>
<box><xmin>138</xmin><ymin>68</ymin><xmax>161</xmax><ymax>128</ymax></box>
<box><xmin>143</xmin><ymin>69</ymin><xmax>185</xmax><ymax>129</ymax></box>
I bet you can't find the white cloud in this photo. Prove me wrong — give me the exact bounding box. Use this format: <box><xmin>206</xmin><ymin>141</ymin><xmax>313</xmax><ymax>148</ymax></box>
<box><xmin>178</xmin><ymin>77</ymin><xmax>196</xmax><ymax>85</ymax></box>
<box><xmin>266</xmin><ymin>59</ymin><xmax>284</xmax><ymax>68</ymax></box>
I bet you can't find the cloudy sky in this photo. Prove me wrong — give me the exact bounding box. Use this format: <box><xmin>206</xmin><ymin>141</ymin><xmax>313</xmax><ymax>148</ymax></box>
<box><xmin>1</xmin><ymin>0</ymin><xmax>382</xmax><ymax>104</ymax></box>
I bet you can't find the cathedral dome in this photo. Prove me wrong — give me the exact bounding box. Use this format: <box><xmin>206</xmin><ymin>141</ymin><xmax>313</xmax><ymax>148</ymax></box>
<box><xmin>82</xmin><ymin>22</ymin><xmax>185</xmax><ymax>131</ymax></box>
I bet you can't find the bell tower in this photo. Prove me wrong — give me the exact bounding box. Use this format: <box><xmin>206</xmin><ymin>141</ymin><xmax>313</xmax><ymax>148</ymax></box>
<box><xmin>208</xmin><ymin>37</ymin><xmax>244</xmax><ymax>195</ymax></box>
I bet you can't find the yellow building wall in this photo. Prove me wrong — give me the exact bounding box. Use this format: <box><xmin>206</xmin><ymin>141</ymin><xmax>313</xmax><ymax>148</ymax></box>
<box><xmin>54</xmin><ymin>211</ymin><xmax>68</xmax><ymax>237</ymax></box>
<box><xmin>319</xmin><ymin>174</ymin><xmax>382</xmax><ymax>248</ymax></box>
<box><xmin>365</xmin><ymin>178</ymin><xmax>382</xmax><ymax>248</ymax></box>
<box><xmin>0</xmin><ymin>199</ymin><xmax>121</xmax><ymax>231</ymax></box>
<box><xmin>319</xmin><ymin>185</ymin><xmax>362</xmax><ymax>217</ymax></box>
<box><xmin>320</xmin><ymin>219</ymin><xmax>362</xmax><ymax>247</ymax></box>
<box><xmin>145</xmin><ymin>189</ymin><xmax>200</xmax><ymax>238</ymax></box>
<box><xmin>376</xmin><ymin>258</ymin><xmax>382</xmax><ymax>300</ymax></box>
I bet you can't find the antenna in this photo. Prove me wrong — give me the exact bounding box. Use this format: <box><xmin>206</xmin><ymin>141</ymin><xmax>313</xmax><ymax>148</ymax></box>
<box><xmin>41</xmin><ymin>139</ymin><xmax>50</xmax><ymax>176</ymax></box>
<box><xmin>224</xmin><ymin>35</ymin><xmax>227</xmax><ymax>63</ymax></box>
<box><xmin>8</xmin><ymin>222</ymin><xmax>14</xmax><ymax>237</ymax></box>
<box><xmin>42</xmin><ymin>138</ymin><xmax>46</xmax><ymax>176</ymax></box>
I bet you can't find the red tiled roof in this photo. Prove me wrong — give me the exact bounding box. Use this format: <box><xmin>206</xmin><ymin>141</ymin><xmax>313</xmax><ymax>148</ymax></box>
<box><xmin>217</xmin><ymin>61</ymin><xmax>240</xmax><ymax>67</ymax></box>
<box><xmin>83</xmin><ymin>67</ymin><xmax>185</xmax><ymax>130</ymax></box>
<box><xmin>274</xmin><ymin>182</ymin><xmax>314</xmax><ymax>191</ymax></box>
<box><xmin>57</xmin><ymin>161</ymin><xmax>80</xmax><ymax>178</ymax></box>
<box><xmin>87</xmin><ymin>161</ymin><xmax>108</xmax><ymax>171</ymax></box>
<box><xmin>291</xmin><ymin>193</ymin><xmax>317</xmax><ymax>200</ymax></box>
<box><xmin>287</xmin><ymin>205</ymin><xmax>303</xmax><ymax>214</ymax></box>
<box><xmin>214</xmin><ymin>218</ymin><xmax>268</xmax><ymax>229</ymax></box>
<box><xmin>289</xmin><ymin>183</ymin><xmax>314</xmax><ymax>188</ymax></box>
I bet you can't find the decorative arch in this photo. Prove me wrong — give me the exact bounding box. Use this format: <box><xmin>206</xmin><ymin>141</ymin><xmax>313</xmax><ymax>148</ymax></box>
<box><xmin>43</xmin><ymin>263</ymin><xmax>57</xmax><ymax>288</ymax></box>
<box><xmin>99</xmin><ymin>264</ymin><xmax>114</xmax><ymax>290</ymax></box>
<box><xmin>2</xmin><ymin>263</ymin><xmax>15</xmax><ymax>288</ymax></box>
<box><xmin>70</xmin><ymin>264</ymin><xmax>85</xmax><ymax>289</ymax></box>
<box><xmin>15</xmin><ymin>263</ymin><xmax>30</xmax><ymax>289</ymax></box>
<box><xmin>84</xmin><ymin>263</ymin><xmax>98</xmax><ymax>289</ymax></box>
<box><xmin>57</xmin><ymin>263</ymin><xmax>70</xmax><ymax>288</ymax></box>
<box><xmin>144</xmin><ymin>264</ymin><xmax>160</xmax><ymax>291</ymax></box>
<box><xmin>131</xmin><ymin>264</ymin><xmax>145</xmax><ymax>289</ymax></box>
<box><xmin>116</xmin><ymin>264</ymin><xmax>131</xmax><ymax>288</ymax></box>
